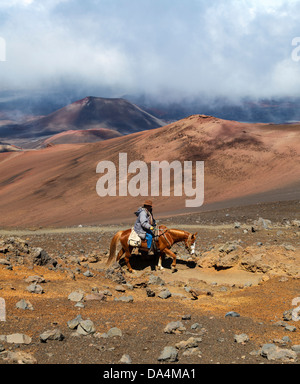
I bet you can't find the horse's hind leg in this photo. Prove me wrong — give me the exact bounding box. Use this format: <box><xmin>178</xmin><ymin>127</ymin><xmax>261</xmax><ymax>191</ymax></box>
<box><xmin>124</xmin><ymin>250</ymin><xmax>133</xmax><ymax>273</ymax></box>
<box><xmin>116</xmin><ymin>248</ymin><xmax>124</xmax><ymax>263</ymax></box>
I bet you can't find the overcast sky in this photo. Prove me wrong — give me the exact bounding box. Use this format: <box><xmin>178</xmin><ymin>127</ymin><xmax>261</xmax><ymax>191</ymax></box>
<box><xmin>0</xmin><ymin>0</ymin><xmax>300</xmax><ymax>102</ymax></box>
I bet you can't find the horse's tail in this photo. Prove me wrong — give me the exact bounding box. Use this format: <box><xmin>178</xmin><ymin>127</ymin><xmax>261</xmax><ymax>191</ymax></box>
<box><xmin>107</xmin><ymin>231</ymin><xmax>122</xmax><ymax>266</ymax></box>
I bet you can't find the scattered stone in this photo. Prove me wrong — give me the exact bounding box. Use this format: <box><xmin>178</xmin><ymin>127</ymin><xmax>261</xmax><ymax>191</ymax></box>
<box><xmin>148</xmin><ymin>274</ymin><xmax>165</xmax><ymax>286</ymax></box>
<box><xmin>31</xmin><ymin>247</ymin><xmax>57</xmax><ymax>267</ymax></box>
<box><xmin>291</xmin><ymin>220</ymin><xmax>300</xmax><ymax>227</ymax></box>
<box><xmin>291</xmin><ymin>345</ymin><xmax>300</xmax><ymax>354</ymax></box>
<box><xmin>94</xmin><ymin>332</ymin><xmax>109</xmax><ymax>339</ymax></box>
<box><xmin>107</xmin><ymin>327</ymin><xmax>122</xmax><ymax>337</ymax></box>
<box><xmin>119</xmin><ymin>354</ymin><xmax>132</xmax><ymax>364</ymax></box>
<box><xmin>16</xmin><ymin>299</ymin><xmax>34</xmax><ymax>311</ymax></box>
<box><xmin>0</xmin><ymin>259</ymin><xmax>11</xmax><ymax>266</ymax></box>
<box><xmin>85</xmin><ymin>293</ymin><xmax>106</xmax><ymax>301</ymax></box>
<box><xmin>67</xmin><ymin>315</ymin><xmax>83</xmax><ymax>329</ymax></box>
<box><xmin>158</xmin><ymin>346</ymin><xmax>178</xmax><ymax>362</ymax></box>
<box><xmin>282</xmin><ymin>336</ymin><xmax>291</xmax><ymax>343</ymax></box>
<box><xmin>182</xmin><ymin>314</ymin><xmax>191</xmax><ymax>320</ymax></box>
<box><xmin>158</xmin><ymin>289</ymin><xmax>171</xmax><ymax>299</ymax></box>
<box><xmin>25</xmin><ymin>275</ymin><xmax>45</xmax><ymax>284</ymax></box>
<box><xmin>283</xmin><ymin>309</ymin><xmax>293</xmax><ymax>321</ymax></box>
<box><xmin>164</xmin><ymin>321</ymin><xmax>186</xmax><ymax>334</ymax></box>
<box><xmin>87</xmin><ymin>252</ymin><xmax>100</xmax><ymax>263</ymax></box>
<box><xmin>279</xmin><ymin>277</ymin><xmax>288</xmax><ymax>282</ymax></box>
<box><xmin>218</xmin><ymin>242</ymin><xmax>240</xmax><ymax>254</ymax></box>
<box><xmin>234</xmin><ymin>334</ymin><xmax>249</xmax><ymax>344</ymax></box>
<box><xmin>77</xmin><ymin>320</ymin><xmax>96</xmax><ymax>336</ymax></box>
<box><xmin>40</xmin><ymin>329</ymin><xmax>64</xmax><ymax>342</ymax></box>
<box><xmin>2</xmin><ymin>351</ymin><xmax>37</xmax><ymax>364</ymax></box>
<box><xmin>114</xmin><ymin>295</ymin><xmax>134</xmax><ymax>303</ymax></box>
<box><xmin>26</xmin><ymin>284</ymin><xmax>44</xmax><ymax>294</ymax></box>
<box><xmin>105</xmin><ymin>262</ymin><xmax>126</xmax><ymax>284</ymax></box>
<box><xmin>252</xmin><ymin>218</ymin><xmax>272</xmax><ymax>232</ymax></box>
<box><xmin>83</xmin><ymin>270</ymin><xmax>93</xmax><ymax>277</ymax></box>
<box><xmin>182</xmin><ymin>347</ymin><xmax>202</xmax><ymax>357</ymax></box>
<box><xmin>6</xmin><ymin>333</ymin><xmax>32</xmax><ymax>345</ymax></box>
<box><xmin>285</xmin><ymin>325</ymin><xmax>297</xmax><ymax>332</ymax></box>
<box><xmin>115</xmin><ymin>284</ymin><xmax>126</xmax><ymax>292</ymax></box>
<box><xmin>260</xmin><ymin>343</ymin><xmax>297</xmax><ymax>362</ymax></box>
<box><xmin>191</xmin><ymin>323</ymin><xmax>202</xmax><ymax>330</ymax></box>
<box><xmin>75</xmin><ymin>302</ymin><xmax>85</xmax><ymax>308</ymax></box>
<box><xmin>225</xmin><ymin>311</ymin><xmax>240</xmax><ymax>318</ymax></box>
<box><xmin>283</xmin><ymin>244</ymin><xmax>295</xmax><ymax>252</ymax></box>
<box><xmin>146</xmin><ymin>288</ymin><xmax>155</xmax><ymax>297</ymax></box>
<box><xmin>175</xmin><ymin>337</ymin><xmax>200</xmax><ymax>350</ymax></box>
<box><xmin>0</xmin><ymin>344</ymin><xmax>4</xmax><ymax>352</ymax></box>
<box><xmin>68</xmin><ymin>290</ymin><xmax>84</xmax><ymax>302</ymax></box>
<box><xmin>273</xmin><ymin>320</ymin><xmax>286</xmax><ymax>327</ymax></box>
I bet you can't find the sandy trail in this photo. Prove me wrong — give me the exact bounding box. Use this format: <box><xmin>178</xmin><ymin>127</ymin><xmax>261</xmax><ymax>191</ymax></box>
<box><xmin>0</xmin><ymin>224</ymin><xmax>236</xmax><ymax>236</ymax></box>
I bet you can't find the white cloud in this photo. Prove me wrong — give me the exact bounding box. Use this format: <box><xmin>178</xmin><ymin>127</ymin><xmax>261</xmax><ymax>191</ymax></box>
<box><xmin>0</xmin><ymin>0</ymin><xmax>300</xmax><ymax>100</ymax></box>
<box><xmin>0</xmin><ymin>0</ymin><xmax>34</xmax><ymax>7</ymax></box>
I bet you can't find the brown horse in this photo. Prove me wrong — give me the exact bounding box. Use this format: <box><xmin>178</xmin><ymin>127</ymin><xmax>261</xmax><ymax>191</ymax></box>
<box><xmin>107</xmin><ymin>225</ymin><xmax>197</xmax><ymax>273</ymax></box>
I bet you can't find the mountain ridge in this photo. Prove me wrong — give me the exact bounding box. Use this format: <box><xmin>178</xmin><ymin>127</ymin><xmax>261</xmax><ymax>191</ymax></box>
<box><xmin>0</xmin><ymin>114</ymin><xmax>299</xmax><ymax>227</ymax></box>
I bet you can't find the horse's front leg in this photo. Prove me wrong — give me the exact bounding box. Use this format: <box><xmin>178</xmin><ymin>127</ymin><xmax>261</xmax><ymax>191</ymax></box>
<box><xmin>164</xmin><ymin>248</ymin><xmax>177</xmax><ymax>273</ymax></box>
<box><xmin>157</xmin><ymin>253</ymin><xmax>164</xmax><ymax>271</ymax></box>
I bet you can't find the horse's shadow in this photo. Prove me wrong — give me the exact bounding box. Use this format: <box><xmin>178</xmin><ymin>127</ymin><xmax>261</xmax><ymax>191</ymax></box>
<box><xmin>119</xmin><ymin>253</ymin><xmax>197</xmax><ymax>272</ymax></box>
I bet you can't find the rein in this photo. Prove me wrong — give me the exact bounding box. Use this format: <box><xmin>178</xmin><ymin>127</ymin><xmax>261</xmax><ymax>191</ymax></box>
<box><xmin>154</xmin><ymin>226</ymin><xmax>172</xmax><ymax>248</ymax></box>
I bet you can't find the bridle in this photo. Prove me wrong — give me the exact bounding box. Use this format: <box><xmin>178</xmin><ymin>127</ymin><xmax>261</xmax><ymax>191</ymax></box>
<box><xmin>154</xmin><ymin>226</ymin><xmax>195</xmax><ymax>253</ymax></box>
<box><xmin>185</xmin><ymin>233</ymin><xmax>196</xmax><ymax>255</ymax></box>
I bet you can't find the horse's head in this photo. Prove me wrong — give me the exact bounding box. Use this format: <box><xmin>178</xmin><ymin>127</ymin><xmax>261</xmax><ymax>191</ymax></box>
<box><xmin>185</xmin><ymin>232</ymin><xmax>198</xmax><ymax>255</ymax></box>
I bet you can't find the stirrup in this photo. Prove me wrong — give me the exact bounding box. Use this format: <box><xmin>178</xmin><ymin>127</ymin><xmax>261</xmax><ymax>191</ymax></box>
<box><xmin>148</xmin><ymin>242</ymin><xmax>156</xmax><ymax>255</ymax></box>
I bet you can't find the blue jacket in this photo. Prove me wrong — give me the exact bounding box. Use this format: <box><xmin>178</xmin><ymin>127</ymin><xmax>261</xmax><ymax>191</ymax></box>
<box><xmin>134</xmin><ymin>207</ymin><xmax>156</xmax><ymax>239</ymax></box>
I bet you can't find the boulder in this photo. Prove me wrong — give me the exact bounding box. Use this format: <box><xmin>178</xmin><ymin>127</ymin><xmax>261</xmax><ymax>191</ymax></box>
<box><xmin>40</xmin><ymin>329</ymin><xmax>64</xmax><ymax>342</ymax></box>
<box><xmin>16</xmin><ymin>299</ymin><xmax>34</xmax><ymax>311</ymax></box>
<box><xmin>6</xmin><ymin>333</ymin><xmax>32</xmax><ymax>344</ymax></box>
<box><xmin>158</xmin><ymin>346</ymin><xmax>178</xmax><ymax>362</ymax></box>
<box><xmin>77</xmin><ymin>320</ymin><xmax>96</xmax><ymax>336</ymax></box>
<box><xmin>3</xmin><ymin>351</ymin><xmax>37</xmax><ymax>364</ymax></box>
<box><xmin>164</xmin><ymin>321</ymin><xmax>186</xmax><ymax>334</ymax></box>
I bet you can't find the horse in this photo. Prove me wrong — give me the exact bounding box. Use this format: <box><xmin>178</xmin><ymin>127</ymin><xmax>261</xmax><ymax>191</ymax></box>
<box><xmin>107</xmin><ymin>225</ymin><xmax>197</xmax><ymax>273</ymax></box>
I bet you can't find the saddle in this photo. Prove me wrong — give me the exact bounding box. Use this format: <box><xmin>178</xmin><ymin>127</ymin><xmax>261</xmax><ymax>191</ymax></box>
<box><xmin>130</xmin><ymin>227</ymin><xmax>162</xmax><ymax>255</ymax></box>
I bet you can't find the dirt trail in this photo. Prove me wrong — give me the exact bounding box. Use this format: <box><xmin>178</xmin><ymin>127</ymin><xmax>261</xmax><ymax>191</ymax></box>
<box><xmin>0</xmin><ymin>224</ymin><xmax>234</xmax><ymax>236</ymax></box>
<box><xmin>0</xmin><ymin>200</ymin><xmax>299</xmax><ymax>365</ymax></box>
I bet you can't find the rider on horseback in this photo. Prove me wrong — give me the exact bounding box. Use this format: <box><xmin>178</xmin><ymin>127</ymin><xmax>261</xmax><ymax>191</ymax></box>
<box><xmin>134</xmin><ymin>200</ymin><xmax>156</xmax><ymax>253</ymax></box>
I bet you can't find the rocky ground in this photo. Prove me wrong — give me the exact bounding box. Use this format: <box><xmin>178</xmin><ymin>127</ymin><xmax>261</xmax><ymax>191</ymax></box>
<box><xmin>0</xmin><ymin>200</ymin><xmax>299</xmax><ymax>368</ymax></box>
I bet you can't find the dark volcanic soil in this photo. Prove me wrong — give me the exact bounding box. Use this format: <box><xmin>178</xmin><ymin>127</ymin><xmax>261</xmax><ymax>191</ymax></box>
<box><xmin>0</xmin><ymin>200</ymin><xmax>299</xmax><ymax>367</ymax></box>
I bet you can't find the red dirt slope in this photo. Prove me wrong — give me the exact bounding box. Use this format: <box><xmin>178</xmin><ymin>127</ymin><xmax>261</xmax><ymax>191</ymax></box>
<box><xmin>0</xmin><ymin>115</ymin><xmax>299</xmax><ymax>228</ymax></box>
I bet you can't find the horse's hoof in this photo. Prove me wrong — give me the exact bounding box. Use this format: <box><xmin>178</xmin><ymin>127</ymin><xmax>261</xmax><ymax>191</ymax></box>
<box><xmin>171</xmin><ymin>268</ymin><xmax>177</xmax><ymax>273</ymax></box>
